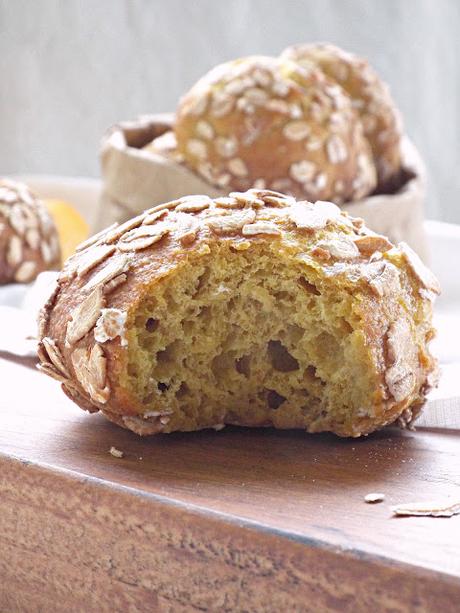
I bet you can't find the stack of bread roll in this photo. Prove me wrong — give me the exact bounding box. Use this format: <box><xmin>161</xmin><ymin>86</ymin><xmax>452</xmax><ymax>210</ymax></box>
<box><xmin>174</xmin><ymin>45</ymin><xmax>400</xmax><ymax>202</ymax></box>
<box><xmin>100</xmin><ymin>42</ymin><xmax>426</xmax><ymax>258</ymax></box>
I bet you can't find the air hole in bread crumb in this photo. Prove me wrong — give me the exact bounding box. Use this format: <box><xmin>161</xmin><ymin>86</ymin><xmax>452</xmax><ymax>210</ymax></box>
<box><xmin>235</xmin><ymin>355</ymin><xmax>251</xmax><ymax>377</ymax></box>
<box><xmin>197</xmin><ymin>305</ymin><xmax>212</xmax><ymax>322</ymax></box>
<box><xmin>176</xmin><ymin>382</ymin><xmax>189</xmax><ymax>398</ymax></box>
<box><xmin>128</xmin><ymin>364</ymin><xmax>138</xmax><ymax>377</ymax></box>
<box><xmin>157</xmin><ymin>382</ymin><xmax>169</xmax><ymax>392</ymax></box>
<box><xmin>212</xmin><ymin>352</ymin><xmax>235</xmax><ymax>379</ymax></box>
<box><xmin>298</xmin><ymin>277</ymin><xmax>320</xmax><ymax>295</ymax></box>
<box><xmin>267</xmin><ymin>389</ymin><xmax>286</xmax><ymax>409</ymax></box>
<box><xmin>194</xmin><ymin>268</ymin><xmax>211</xmax><ymax>295</ymax></box>
<box><xmin>156</xmin><ymin>342</ymin><xmax>178</xmax><ymax>364</ymax></box>
<box><xmin>142</xmin><ymin>392</ymin><xmax>155</xmax><ymax>404</ymax></box>
<box><xmin>145</xmin><ymin>318</ymin><xmax>159</xmax><ymax>332</ymax></box>
<box><xmin>267</xmin><ymin>340</ymin><xmax>299</xmax><ymax>372</ymax></box>
<box><xmin>305</xmin><ymin>364</ymin><xmax>325</xmax><ymax>385</ymax></box>
<box><xmin>275</xmin><ymin>290</ymin><xmax>291</xmax><ymax>301</ymax></box>
<box><xmin>286</xmin><ymin>324</ymin><xmax>305</xmax><ymax>344</ymax></box>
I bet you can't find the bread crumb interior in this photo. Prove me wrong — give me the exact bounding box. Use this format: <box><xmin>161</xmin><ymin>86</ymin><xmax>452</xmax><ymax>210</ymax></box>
<box><xmin>123</xmin><ymin>242</ymin><xmax>377</xmax><ymax>434</ymax></box>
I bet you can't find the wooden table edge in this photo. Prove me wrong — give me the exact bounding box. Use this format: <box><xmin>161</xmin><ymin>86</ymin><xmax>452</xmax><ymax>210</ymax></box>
<box><xmin>1</xmin><ymin>450</ymin><xmax>459</xmax><ymax>611</ymax></box>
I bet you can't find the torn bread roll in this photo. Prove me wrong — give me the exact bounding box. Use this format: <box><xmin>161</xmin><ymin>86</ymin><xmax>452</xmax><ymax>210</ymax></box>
<box><xmin>38</xmin><ymin>190</ymin><xmax>439</xmax><ymax>437</ymax></box>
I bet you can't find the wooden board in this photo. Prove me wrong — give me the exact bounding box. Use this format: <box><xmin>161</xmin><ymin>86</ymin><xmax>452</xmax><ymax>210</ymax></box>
<box><xmin>1</xmin><ymin>355</ymin><xmax>460</xmax><ymax>612</ymax></box>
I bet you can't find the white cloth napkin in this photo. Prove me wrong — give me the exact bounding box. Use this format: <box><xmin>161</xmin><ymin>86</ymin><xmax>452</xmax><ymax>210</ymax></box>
<box><xmin>0</xmin><ymin>272</ymin><xmax>57</xmax><ymax>356</ymax></box>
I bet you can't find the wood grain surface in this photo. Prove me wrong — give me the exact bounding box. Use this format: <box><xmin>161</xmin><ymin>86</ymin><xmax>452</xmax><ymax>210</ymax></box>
<box><xmin>1</xmin><ymin>356</ymin><xmax>460</xmax><ymax>612</ymax></box>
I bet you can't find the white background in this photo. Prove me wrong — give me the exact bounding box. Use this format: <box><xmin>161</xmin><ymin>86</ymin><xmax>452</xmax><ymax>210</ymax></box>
<box><xmin>0</xmin><ymin>0</ymin><xmax>458</xmax><ymax>222</ymax></box>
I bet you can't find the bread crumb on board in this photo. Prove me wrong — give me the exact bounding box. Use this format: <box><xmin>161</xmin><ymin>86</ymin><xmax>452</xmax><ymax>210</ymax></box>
<box><xmin>391</xmin><ymin>500</ymin><xmax>460</xmax><ymax>518</ymax></box>
<box><xmin>364</xmin><ymin>492</ymin><xmax>385</xmax><ymax>504</ymax></box>
<box><xmin>109</xmin><ymin>446</ymin><xmax>124</xmax><ymax>458</ymax></box>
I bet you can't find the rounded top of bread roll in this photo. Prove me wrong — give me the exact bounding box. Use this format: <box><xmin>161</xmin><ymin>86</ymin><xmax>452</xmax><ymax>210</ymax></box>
<box><xmin>0</xmin><ymin>179</ymin><xmax>61</xmax><ymax>284</ymax></box>
<box><xmin>38</xmin><ymin>189</ymin><xmax>439</xmax><ymax>438</ymax></box>
<box><xmin>175</xmin><ymin>56</ymin><xmax>377</xmax><ymax>203</ymax></box>
<box><xmin>281</xmin><ymin>43</ymin><xmax>403</xmax><ymax>190</ymax></box>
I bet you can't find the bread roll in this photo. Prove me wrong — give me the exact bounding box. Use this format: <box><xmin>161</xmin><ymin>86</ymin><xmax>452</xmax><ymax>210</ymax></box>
<box><xmin>37</xmin><ymin>189</ymin><xmax>439</xmax><ymax>437</ymax></box>
<box><xmin>143</xmin><ymin>130</ymin><xmax>184</xmax><ymax>163</ymax></box>
<box><xmin>0</xmin><ymin>179</ymin><xmax>61</xmax><ymax>284</ymax></box>
<box><xmin>175</xmin><ymin>56</ymin><xmax>377</xmax><ymax>204</ymax></box>
<box><xmin>281</xmin><ymin>43</ymin><xmax>402</xmax><ymax>190</ymax></box>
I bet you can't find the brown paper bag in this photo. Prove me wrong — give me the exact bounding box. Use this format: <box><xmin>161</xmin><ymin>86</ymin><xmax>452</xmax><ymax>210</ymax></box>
<box><xmin>99</xmin><ymin>114</ymin><xmax>429</xmax><ymax>259</ymax></box>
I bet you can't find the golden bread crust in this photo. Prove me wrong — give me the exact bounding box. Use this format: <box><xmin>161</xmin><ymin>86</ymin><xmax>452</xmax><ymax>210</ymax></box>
<box><xmin>37</xmin><ymin>190</ymin><xmax>439</xmax><ymax>438</ymax></box>
<box><xmin>174</xmin><ymin>56</ymin><xmax>377</xmax><ymax>203</ymax></box>
<box><xmin>282</xmin><ymin>43</ymin><xmax>402</xmax><ymax>190</ymax></box>
<box><xmin>0</xmin><ymin>179</ymin><xmax>61</xmax><ymax>284</ymax></box>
